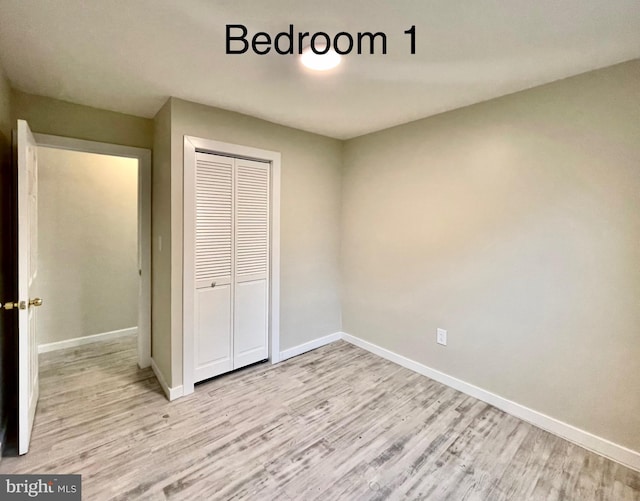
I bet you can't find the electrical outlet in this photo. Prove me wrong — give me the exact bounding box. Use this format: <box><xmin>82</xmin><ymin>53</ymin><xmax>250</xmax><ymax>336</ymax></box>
<box><xmin>437</xmin><ymin>328</ymin><xmax>447</xmax><ymax>346</ymax></box>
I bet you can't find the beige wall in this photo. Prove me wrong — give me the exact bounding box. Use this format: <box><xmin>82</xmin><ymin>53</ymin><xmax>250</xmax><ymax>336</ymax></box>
<box><xmin>151</xmin><ymin>99</ymin><xmax>172</xmax><ymax>379</ymax></box>
<box><xmin>35</xmin><ymin>147</ymin><xmax>138</xmax><ymax>344</ymax></box>
<box><xmin>12</xmin><ymin>90</ymin><xmax>153</xmax><ymax>149</ymax></box>
<box><xmin>161</xmin><ymin>98</ymin><xmax>343</xmax><ymax>386</ymax></box>
<box><xmin>341</xmin><ymin>60</ymin><xmax>640</xmax><ymax>452</ymax></box>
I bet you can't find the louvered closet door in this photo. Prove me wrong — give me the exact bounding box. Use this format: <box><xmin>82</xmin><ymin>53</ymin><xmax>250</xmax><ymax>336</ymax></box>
<box><xmin>194</xmin><ymin>153</ymin><xmax>234</xmax><ymax>381</ymax></box>
<box><xmin>233</xmin><ymin>158</ymin><xmax>270</xmax><ymax>369</ymax></box>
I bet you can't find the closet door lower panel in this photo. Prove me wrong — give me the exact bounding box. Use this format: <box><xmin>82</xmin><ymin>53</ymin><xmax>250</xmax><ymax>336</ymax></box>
<box><xmin>195</xmin><ymin>284</ymin><xmax>233</xmax><ymax>381</ymax></box>
<box><xmin>233</xmin><ymin>278</ymin><xmax>268</xmax><ymax>369</ymax></box>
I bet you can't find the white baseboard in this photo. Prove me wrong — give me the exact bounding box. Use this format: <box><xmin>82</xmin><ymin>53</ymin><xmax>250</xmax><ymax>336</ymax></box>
<box><xmin>341</xmin><ymin>332</ymin><xmax>640</xmax><ymax>472</ymax></box>
<box><xmin>38</xmin><ymin>327</ymin><xmax>137</xmax><ymax>354</ymax></box>
<box><xmin>150</xmin><ymin>358</ymin><xmax>183</xmax><ymax>401</ymax></box>
<box><xmin>279</xmin><ymin>332</ymin><xmax>343</xmax><ymax>362</ymax></box>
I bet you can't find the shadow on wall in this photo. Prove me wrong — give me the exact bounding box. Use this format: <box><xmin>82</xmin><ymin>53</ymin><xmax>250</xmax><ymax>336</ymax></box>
<box><xmin>0</xmin><ymin>126</ymin><xmax>18</xmax><ymax>454</ymax></box>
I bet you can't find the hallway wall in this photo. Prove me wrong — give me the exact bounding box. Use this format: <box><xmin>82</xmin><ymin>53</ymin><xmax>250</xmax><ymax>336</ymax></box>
<box><xmin>35</xmin><ymin>148</ymin><xmax>139</xmax><ymax>346</ymax></box>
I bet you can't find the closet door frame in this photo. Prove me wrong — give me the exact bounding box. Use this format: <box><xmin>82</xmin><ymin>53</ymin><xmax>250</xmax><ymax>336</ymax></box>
<box><xmin>183</xmin><ymin>136</ymin><xmax>281</xmax><ymax>396</ymax></box>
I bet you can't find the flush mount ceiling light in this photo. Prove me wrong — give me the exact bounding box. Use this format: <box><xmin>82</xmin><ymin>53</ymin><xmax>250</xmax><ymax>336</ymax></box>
<box><xmin>300</xmin><ymin>44</ymin><xmax>341</xmax><ymax>71</ymax></box>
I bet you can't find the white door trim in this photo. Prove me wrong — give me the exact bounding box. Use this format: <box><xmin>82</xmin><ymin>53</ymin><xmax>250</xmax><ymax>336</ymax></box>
<box><xmin>183</xmin><ymin>136</ymin><xmax>281</xmax><ymax>396</ymax></box>
<box><xmin>33</xmin><ymin>133</ymin><xmax>152</xmax><ymax>369</ymax></box>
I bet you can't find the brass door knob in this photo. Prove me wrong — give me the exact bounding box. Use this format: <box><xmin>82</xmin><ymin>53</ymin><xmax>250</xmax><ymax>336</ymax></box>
<box><xmin>29</xmin><ymin>298</ymin><xmax>43</xmax><ymax>307</ymax></box>
<box><xmin>2</xmin><ymin>301</ymin><xmax>26</xmax><ymax>310</ymax></box>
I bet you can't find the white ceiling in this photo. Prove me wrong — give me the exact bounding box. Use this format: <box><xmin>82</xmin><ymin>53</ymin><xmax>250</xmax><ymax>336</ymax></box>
<box><xmin>0</xmin><ymin>0</ymin><xmax>638</xmax><ymax>139</ymax></box>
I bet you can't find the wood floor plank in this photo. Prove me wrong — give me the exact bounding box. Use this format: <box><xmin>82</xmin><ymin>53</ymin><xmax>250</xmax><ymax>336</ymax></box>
<box><xmin>1</xmin><ymin>335</ymin><xmax>638</xmax><ymax>500</ymax></box>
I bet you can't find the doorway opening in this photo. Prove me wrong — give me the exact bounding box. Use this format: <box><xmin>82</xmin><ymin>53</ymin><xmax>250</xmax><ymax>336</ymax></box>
<box><xmin>33</xmin><ymin>134</ymin><xmax>151</xmax><ymax>369</ymax></box>
<box><xmin>9</xmin><ymin>124</ymin><xmax>151</xmax><ymax>456</ymax></box>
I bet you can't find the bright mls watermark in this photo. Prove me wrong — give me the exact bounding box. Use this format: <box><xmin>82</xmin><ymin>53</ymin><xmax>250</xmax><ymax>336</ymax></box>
<box><xmin>0</xmin><ymin>475</ymin><xmax>81</xmax><ymax>500</ymax></box>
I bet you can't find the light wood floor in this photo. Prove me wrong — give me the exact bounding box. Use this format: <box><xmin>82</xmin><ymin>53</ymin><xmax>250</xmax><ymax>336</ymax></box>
<box><xmin>1</xmin><ymin>335</ymin><xmax>638</xmax><ymax>500</ymax></box>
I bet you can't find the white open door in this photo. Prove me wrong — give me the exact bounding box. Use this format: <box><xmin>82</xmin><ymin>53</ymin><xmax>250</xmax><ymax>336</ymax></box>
<box><xmin>17</xmin><ymin>119</ymin><xmax>41</xmax><ymax>454</ymax></box>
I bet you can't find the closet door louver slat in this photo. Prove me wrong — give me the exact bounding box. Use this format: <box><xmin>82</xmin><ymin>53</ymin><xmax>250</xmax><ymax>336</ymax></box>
<box><xmin>235</xmin><ymin>160</ymin><xmax>269</xmax><ymax>282</ymax></box>
<box><xmin>195</xmin><ymin>154</ymin><xmax>233</xmax><ymax>288</ymax></box>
